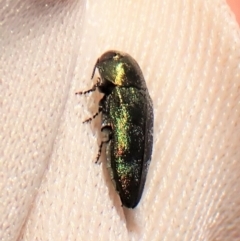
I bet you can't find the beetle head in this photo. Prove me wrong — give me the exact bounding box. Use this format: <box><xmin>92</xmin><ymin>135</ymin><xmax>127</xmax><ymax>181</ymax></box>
<box><xmin>93</xmin><ymin>50</ymin><xmax>145</xmax><ymax>89</ymax></box>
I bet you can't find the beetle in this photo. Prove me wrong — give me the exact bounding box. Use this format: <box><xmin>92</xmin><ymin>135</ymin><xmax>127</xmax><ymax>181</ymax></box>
<box><xmin>76</xmin><ymin>50</ymin><xmax>153</xmax><ymax>208</ymax></box>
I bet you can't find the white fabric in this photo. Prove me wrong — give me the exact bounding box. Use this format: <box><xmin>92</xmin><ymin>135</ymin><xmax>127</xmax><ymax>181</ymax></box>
<box><xmin>1</xmin><ymin>0</ymin><xmax>240</xmax><ymax>240</ymax></box>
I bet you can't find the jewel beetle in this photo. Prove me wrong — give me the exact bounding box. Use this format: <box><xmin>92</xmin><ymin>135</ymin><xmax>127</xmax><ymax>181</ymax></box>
<box><xmin>76</xmin><ymin>50</ymin><xmax>154</xmax><ymax>208</ymax></box>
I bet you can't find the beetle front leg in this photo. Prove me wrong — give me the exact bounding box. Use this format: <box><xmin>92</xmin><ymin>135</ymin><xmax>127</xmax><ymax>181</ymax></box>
<box><xmin>75</xmin><ymin>77</ymin><xmax>101</xmax><ymax>95</ymax></box>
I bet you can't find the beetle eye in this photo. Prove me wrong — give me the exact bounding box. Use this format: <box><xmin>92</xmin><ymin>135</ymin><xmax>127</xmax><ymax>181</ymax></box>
<box><xmin>99</xmin><ymin>51</ymin><xmax>118</xmax><ymax>62</ymax></box>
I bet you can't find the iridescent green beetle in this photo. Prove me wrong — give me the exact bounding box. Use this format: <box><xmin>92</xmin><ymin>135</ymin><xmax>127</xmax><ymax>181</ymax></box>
<box><xmin>76</xmin><ymin>51</ymin><xmax>153</xmax><ymax>208</ymax></box>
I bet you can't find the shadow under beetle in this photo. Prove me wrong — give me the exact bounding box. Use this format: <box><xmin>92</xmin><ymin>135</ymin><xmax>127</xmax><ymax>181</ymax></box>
<box><xmin>76</xmin><ymin>50</ymin><xmax>153</xmax><ymax>208</ymax></box>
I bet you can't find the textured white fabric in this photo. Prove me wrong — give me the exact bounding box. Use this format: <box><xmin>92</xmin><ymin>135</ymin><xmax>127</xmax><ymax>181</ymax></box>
<box><xmin>1</xmin><ymin>0</ymin><xmax>240</xmax><ymax>240</ymax></box>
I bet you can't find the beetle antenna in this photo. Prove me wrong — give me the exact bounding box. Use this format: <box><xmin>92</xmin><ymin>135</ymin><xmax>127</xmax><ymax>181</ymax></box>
<box><xmin>91</xmin><ymin>58</ymin><xmax>99</xmax><ymax>79</ymax></box>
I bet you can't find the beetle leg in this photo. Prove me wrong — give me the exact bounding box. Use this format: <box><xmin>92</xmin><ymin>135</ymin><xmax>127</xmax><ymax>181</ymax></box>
<box><xmin>82</xmin><ymin>94</ymin><xmax>106</xmax><ymax>123</ymax></box>
<box><xmin>95</xmin><ymin>126</ymin><xmax>112</xmax><ymax>164</ymax></box>
<box><xmin>82</xmin><ymin>109</ymin><xmax>101</xmax><ymax>123</ymax></box>
<box><xmin>75</xmin><ymin>77</ymin><xmax>101</xmax><ymax>95</ymax></box>
<box><xmin>95</xmin><ymin>141</ymin><xmax>104</xmax><ymax>164</ymax></box>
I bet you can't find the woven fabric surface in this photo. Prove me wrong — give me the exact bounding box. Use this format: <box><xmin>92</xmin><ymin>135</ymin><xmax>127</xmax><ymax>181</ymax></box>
<box><xmin>1</xmin><ymin>0</ymin><xmax>240</xmax><ymax>240</ymax></box>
